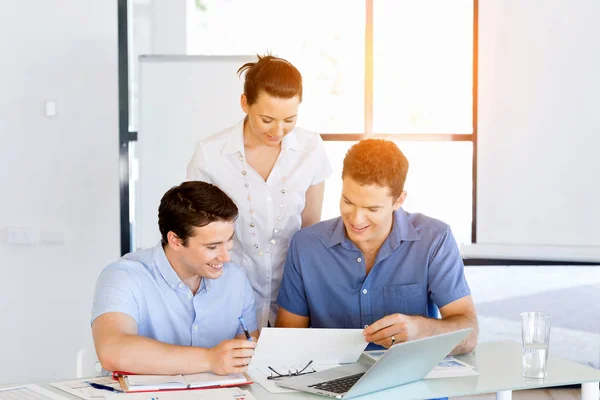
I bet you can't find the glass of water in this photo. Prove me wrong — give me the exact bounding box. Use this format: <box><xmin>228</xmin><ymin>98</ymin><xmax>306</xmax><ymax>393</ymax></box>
<box><xmin>521</xmin><ymin>312</ymin><xmax>551</xmax><ymax>379</ymax></box>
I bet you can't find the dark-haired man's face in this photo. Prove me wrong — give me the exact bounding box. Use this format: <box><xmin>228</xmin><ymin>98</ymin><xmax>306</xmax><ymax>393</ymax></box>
<box><xmin>171</xmin><ymin>220</ymin><xmax>235</xmax><ymax>280</ymax></box>
<box><xmin>241</xmin><ymin>91</ymin><xmax>300</xmax><ymax>148</ymax></box>
<box><xmin>340</xmin><ymin>176</ymin><xmax>405</xmax><ymax>251</ymax></box>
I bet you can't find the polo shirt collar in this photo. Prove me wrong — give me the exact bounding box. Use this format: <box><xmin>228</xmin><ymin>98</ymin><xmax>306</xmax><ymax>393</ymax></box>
<box><xmin>152</xmin><ymin>242</ymin><xmax>211</xmax><ymax>292</ymax></box>
<box><xmin>327</xmin><ymin>208</ymin><xmax>420</xmax><ymax>250</ymax></box>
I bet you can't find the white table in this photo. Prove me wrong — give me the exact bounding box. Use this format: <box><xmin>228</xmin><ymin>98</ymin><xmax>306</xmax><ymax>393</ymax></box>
<box><xmin>18</xmin><ymin>341</ymin><xmax>600</xmax><ymax>400</ymax></box>
<box><xmin>242</xmin><ymin>341</ymin><xmax>600</xmax><ymax>400</ymax></box>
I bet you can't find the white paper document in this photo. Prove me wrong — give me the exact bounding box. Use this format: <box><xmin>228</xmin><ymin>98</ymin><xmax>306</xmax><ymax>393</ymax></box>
<box><xmin>251</xmin><ymin>328</ymin><xmax>367</xmax><ymax>365</ymax></box>
<box><xmin>51</xmin><ymin>377</ymin><xmax>121</xmax><ymax>399</ymax></box>
<box><xmin>364</xmin><ymin>351</ymin><xmax>480</xmax><ymax>379</ymax></box>
<box><xmin>0</xmin><ymin>385</ymin><xmax>68</xmax><ymax>400</ymax></box>
<box><xmin>105</xmin><ymin>387</ymin><xmax>253</xmax><ymax>400</ymax></box>
<box><xmin>249</xmin><ymin>328</ymin><xmax>367</xmax><ymax>393</ymax></box>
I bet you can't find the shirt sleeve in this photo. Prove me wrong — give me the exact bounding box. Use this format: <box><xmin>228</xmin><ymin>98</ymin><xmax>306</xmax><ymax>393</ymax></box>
<box><xmin>237</xmin><ymin>276</ymin><xmax>258</xmax><ymax>334</ymax></box>
<box><xmin>310</xmin><ymin>134</ymin><xmax>333</xmax><ymax>186</ymax></box>
<box><xmin>91</xmin><ymin>264</ymin><xmax>141</xmax><ymax>325</ymax></box>
<box><xmin>276</xmin><ymin>234</ymin><xmax>310</xmax><ymax>317</ymax></box>
<box><xmin>185</xmin><ymin>142</ymin><xmax>212</xmax><ymax>183</ymax></box>
<box><xmin>427</xmin><ymin>226</ymin><xmax>471</xmax><ymax>309</ymax></box>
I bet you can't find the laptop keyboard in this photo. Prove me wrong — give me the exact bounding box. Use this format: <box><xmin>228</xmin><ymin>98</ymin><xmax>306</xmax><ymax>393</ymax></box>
<box><xmin>308</xmin><ymin>372</ymin><xmax>365</xmax><ymax>394</ymax></box>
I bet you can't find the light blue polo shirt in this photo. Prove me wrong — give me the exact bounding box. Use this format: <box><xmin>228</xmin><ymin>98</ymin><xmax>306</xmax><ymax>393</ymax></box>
<box><xmin>277</xmin><ymin>209</ymin><xmax>471</xmax><ymax>329</ymax></box>
<box><xmin>91</xmin><ymin>242</ymin><xmax>257</xmax><ymax>349</ymax></box>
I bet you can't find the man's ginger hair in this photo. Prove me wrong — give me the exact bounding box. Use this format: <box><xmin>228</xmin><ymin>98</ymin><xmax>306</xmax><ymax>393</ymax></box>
<box><xmin>342</xmin><ymin>139</ymin><xmax>409</xmax><ymax>198</ymax></box>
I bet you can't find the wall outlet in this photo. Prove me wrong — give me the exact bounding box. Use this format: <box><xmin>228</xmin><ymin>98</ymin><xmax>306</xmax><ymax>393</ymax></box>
<box><xmin>44</xmin><ymin>100</ymin><xmax>57</xmax><ymax>117</ymax></box>
<box><xmin>7</xmin><ymin>227</ymin><xmax>38</xmax><ymax>245</ymax></box>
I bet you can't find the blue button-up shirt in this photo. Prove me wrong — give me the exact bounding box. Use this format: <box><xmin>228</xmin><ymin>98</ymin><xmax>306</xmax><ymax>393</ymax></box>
<box><xmin>277</xmin><ymin>209</ymin><xmax>471</xmax><ymax>329</ymax></box>
<box><xmin>92</xmin><ymin>242</ymin><xmax>257</xmax><ymax>349</ymax></box>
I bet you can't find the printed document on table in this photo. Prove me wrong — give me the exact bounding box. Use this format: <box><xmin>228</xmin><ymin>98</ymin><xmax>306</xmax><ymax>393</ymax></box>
<box><xmin>0</xmin><ymin>385</ymin><xmax>69</xmax><ymax>400</ymax></box>
<box><xmin>363</xmin><ymin>351</ymin><xmax>480</xmax><ymax>379</ymax></box>
<box><xmin>425</xmin><ymin>357</ymin><xmax>480</xmax><ymax>379</ymax></box>
<box><xmin>51</xmin><ymin>376</ymin><xmax>122</xmax><ymax>399</ymax></box>
<box><xmin>105</xmin><ymin>387</ymin><xmax>253</xmax><ymax>400</ymax></box>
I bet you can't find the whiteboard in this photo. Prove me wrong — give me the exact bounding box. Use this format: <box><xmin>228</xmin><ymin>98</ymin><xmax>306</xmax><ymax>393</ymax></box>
<box><xmin>136</xmin><ymin>55</ymin><xmax>254</xmax><ymax>250</ymax></box>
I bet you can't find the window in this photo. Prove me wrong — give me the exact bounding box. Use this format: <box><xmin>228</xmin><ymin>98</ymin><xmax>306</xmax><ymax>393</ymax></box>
<box><xmin>323</xmin><ymin>141</ymin><xmax>473</xmax><ymax>245</ymax></box>
<box><xmin>187</xmin><ymin>0</ymin><xmax>365</xmax><ymax>134</ymax></box>
<box><xmin>373</xmin><ymin>0</ymin><xmax>473</xmax><ymax>134</ymax></box>
<box><xmin>186</xmin><ymin>0</ymin><xmax>475</xmax><ymax>243</ymax></box>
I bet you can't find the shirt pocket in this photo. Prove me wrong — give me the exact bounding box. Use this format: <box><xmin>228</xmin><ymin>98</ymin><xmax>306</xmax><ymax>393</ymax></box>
<box><xmin>383</xmin><ymin>284</ymin><xmax>426</xmax><ymax>316</ymax></box>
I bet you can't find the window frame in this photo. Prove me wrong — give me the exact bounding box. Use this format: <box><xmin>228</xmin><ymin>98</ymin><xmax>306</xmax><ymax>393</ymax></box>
<box><xmin>321</xmin><ymin>0</ymin><xmax>478</xmax><ymax>245</ymax></box>
<box><xmin>117</xmin><ymin>0</ymin><xmax>479</xmax><ymax>255</ymax></box>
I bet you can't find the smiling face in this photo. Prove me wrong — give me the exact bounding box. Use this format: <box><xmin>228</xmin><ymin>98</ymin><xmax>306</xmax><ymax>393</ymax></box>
<box><xmin>340</xmin><ymin>175</ymin><xmax>406</xmax><ymax>250</ymax></box>
<box><xmin>241</xmin><ymin>90</ymin><xmax>300</xmax><ymax>147</ymax></box>
<box><xmin>166</xmin><ymin>220</ymin><xmax>235</xmax><ymax>281</ymax></box>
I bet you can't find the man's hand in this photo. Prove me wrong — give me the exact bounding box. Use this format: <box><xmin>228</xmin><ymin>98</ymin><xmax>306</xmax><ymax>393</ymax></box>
<box><xmin>363</xmin><ymin>313</ymin><xmax>422</xmax><ymax>348</ymax></box>
<box><xmin>207</xmin><ymin>339</ymin><xmax>256</xmax><ymax>375</ymax></box>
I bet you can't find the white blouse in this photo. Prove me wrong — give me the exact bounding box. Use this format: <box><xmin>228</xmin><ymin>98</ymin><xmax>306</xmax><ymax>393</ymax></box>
<box><xmin>186</xmin><ymin>121</ymin><xmax>332</xmax><ymax>327</ymax></box>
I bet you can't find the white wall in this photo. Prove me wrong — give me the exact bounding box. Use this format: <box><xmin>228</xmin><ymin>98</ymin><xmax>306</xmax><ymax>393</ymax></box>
<box><xmin>151</xmin><ymin>0</ymin><xmax>186</xmax><ymax>54</ymax></box>
<box><xmin>463</xmin><ymin>0</ymin><xmax>600</xmax><ymax>261</ymax></box>
<box><xmin>0</xmin><ymin>2</ymin><xmax>120</xmax><ymax>384</ymax></box>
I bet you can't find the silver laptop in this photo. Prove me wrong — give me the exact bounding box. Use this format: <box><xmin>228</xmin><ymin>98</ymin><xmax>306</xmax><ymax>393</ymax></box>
<box><xmin>276</xmin><ymin>328</ymin><xmax>472</xmax><ymax>399</ymax></box>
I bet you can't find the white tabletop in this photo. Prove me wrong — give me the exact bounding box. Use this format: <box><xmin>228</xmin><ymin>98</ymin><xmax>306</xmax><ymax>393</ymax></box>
<box><xmin>11</xmin><ymin>341</ymin><xmax>600</xmax><ymax>400</ymax></box>
<box><xmin>243</xmin><ymin>341</ymin><xmax>600</xmax><ymax>399</ymax></box>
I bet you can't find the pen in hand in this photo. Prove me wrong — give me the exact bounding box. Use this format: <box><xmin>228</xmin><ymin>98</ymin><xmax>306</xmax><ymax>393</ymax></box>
<box><xmin>238</xmin><ymin>316</ymin><xmax>253</xmax><ymax>341</ymax></box>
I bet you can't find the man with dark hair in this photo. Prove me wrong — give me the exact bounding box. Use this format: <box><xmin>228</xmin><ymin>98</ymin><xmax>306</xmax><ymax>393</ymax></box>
<box><xmin>92</xmin><ymin>181</ymin><xmax>257</xmax><ymax>375</ymax></box>
<box><xmin>276</xmin><ymin>139</ymin><xmax>478</xmax><ymax>356</ymax></box>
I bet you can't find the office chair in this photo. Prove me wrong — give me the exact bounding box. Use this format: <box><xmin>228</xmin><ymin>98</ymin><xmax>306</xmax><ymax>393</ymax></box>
<box><xmin>75</xmin><ymin>347</ymin><xmax>102</xmax><ymax>378</ymax></box>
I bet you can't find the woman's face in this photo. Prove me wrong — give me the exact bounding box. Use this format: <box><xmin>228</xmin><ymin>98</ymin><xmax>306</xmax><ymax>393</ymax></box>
<box><xmin>241</xmin><ymin>90</ymin><xmax>301</xmax><ymax>147</ymax></box>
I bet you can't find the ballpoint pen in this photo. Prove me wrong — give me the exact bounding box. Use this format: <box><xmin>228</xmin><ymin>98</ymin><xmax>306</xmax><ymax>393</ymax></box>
<box><xmin>86</xmin><ymin>381</ymin><xmax>123</xmax><ymax>393</ymax></box>
<box><xmin>238</xmin><ymin>316</ymin><xmax>253</xmax><ymax>341</ymax></box>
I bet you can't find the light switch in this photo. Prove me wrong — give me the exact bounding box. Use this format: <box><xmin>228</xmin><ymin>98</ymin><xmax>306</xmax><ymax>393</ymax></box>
<box><xmin>44</xmin><ymin>101</ymin><xmax>57</xmax><ymax>117</ymax></box>
<box><xmin>7</xmin><ymin>227</ymin><xmax>38</xmax><ymax>245</ymax></box>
